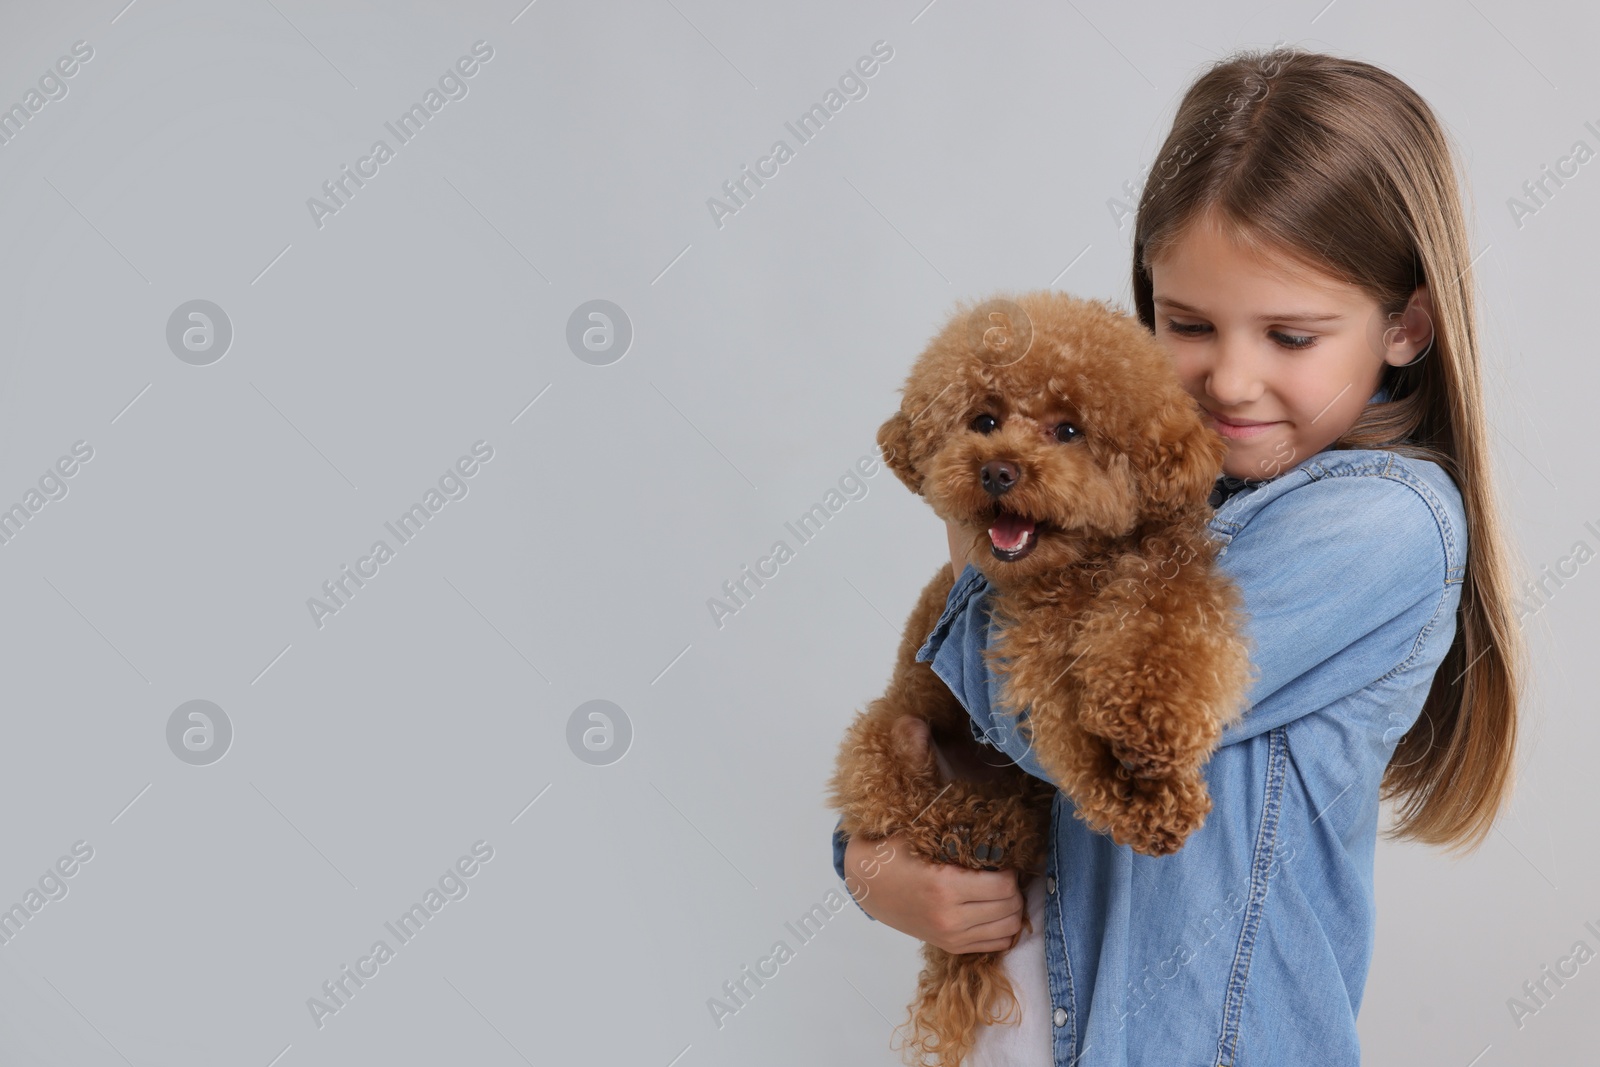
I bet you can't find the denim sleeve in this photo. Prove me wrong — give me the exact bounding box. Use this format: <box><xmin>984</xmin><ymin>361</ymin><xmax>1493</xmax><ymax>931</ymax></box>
<box><xmin>1214</xmin><ymin>473</ymin><xmax>1453</xmax><ymax>746</ymax></box>
<box><xmin>917</xmin><ymin>564</ymin><xmax>1057</xmax><ymax>784</ymax></box>
<box><xmin>832</xmin><ymin>819</ymin><xmax>878</xmax><ymax>921</ymax></box>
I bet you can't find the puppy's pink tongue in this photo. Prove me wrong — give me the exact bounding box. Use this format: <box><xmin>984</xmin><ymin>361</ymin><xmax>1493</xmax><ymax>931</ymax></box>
<box><xmin>988</xmin><ymin>512</ymin><xmax>1036</xmax><ymax>551</ymax></box>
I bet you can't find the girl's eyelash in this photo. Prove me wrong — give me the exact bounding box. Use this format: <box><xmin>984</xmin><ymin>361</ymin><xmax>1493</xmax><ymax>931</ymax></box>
<box><xmin>1162</xmin><ymin>318</ymin><xmax>1317</xmax><ymax>351</ymax></box>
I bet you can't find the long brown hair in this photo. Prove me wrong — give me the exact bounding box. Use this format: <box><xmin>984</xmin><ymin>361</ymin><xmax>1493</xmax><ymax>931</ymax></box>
<box><xmin>1129</xmin><ymin>45</ymin><xmax>1525</xmax><ymax>854</ymax></box>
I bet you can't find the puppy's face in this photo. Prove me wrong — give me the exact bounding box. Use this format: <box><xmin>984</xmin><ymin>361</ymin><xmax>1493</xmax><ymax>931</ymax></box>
<box><xmin>879</xmin><ymin>291</ymin><xmax>1225</xmax><ymax>584</ymax></box>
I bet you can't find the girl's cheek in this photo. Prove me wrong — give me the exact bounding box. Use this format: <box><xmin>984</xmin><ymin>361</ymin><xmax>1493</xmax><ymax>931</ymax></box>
<box><xmin>1176</xmin><ymin>376</ymin><xmax>1207</xmax><ymax>406</ymax></box>
<box><xmin>1165</xmin><ymin>356</ymin><xmax>1211</xmax><ymax>423</ymax></box>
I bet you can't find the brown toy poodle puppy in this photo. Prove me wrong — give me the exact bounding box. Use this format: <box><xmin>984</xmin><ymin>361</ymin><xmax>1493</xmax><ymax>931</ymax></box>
<box><xmin>827</xmin><ymin>290</ymin><xmax>1252</xmax><ymax>1066</ymax></box>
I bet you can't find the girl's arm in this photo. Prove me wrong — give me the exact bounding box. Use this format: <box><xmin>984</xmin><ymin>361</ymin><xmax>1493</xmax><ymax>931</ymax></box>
<box><xmin>1209</xmin><ymin>473</ymin><xmax>1455</xmax><ymax>746</ymax></box>
<box><xmin>930</xmin><ymin>469</ymin><xmax>1456</xmax><ymax>784</ymax></box>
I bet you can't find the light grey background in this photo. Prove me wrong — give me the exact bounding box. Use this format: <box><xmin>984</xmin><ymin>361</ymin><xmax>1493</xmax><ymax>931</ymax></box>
<box><xmin>0</xmin><ymin>0</ymin><xmax>1592</xmax><ymax>1064</ymax></box>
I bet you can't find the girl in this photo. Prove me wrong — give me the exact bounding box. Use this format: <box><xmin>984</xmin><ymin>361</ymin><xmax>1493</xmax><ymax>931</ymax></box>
<box><xmin>833</xmin><ymin>45</ymin><xmax>1524</xmax><ymax>1065</ymax></box>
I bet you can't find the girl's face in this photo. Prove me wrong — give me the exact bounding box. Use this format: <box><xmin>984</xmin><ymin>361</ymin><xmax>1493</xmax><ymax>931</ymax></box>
<box><xmin>1148</xmin><ymin>212</ymin><xmax>1433</xmax><ymax>481</ymax></box>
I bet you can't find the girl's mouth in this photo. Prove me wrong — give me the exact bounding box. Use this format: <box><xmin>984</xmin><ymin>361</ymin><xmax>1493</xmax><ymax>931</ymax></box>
<box><xmin>1206</xmin><ymin>413</ymin><xmax>1283</xmax><ymax>440</ymax></box>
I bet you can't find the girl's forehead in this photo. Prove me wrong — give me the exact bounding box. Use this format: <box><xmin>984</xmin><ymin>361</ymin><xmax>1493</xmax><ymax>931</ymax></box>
<box><xmin>1151</xmin><ymin>241</ymin><xmax>1365</xmax><ymax>316</ymax></box>
<box><xmin>1153</xmin><ymin>219</ymin><xmax>1352</xmax><ymax>296</ymax></box>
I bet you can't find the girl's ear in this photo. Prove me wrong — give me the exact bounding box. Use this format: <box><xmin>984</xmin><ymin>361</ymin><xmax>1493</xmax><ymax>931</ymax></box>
<box><xmin>876</xmin><ymin>411</ymin><xmax>923</xmax><ymax>495</ymax></box>
<box><xmin>1138</xmin><ymin>409</ymin><xmax>1227</xmax><ymax>515</ymax></box>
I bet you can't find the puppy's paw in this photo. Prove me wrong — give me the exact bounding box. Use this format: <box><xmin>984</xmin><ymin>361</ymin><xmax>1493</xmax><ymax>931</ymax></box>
<box><xmin>1110</xmin><ymin>743</ymin><xmax>1182</xmax><ymax>781</ymax></box>
<box><xmin>901</xmin><ymin>789</ymin><xmax>1048</xmax><ymax>874</ymax></box>
<box><xmin>1077</xmin><ymin>770</ymin><xmax>1212</xmax><ymax>857</ymax></box>
<box><xmin>935</xmin><ymin>820</ymin><xmax>1012</xmax><ymax>871</ymax></box>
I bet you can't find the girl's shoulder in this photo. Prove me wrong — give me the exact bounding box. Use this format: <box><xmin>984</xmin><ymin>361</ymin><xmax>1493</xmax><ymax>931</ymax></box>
<box><xmin>1208</xmin><ymin>448</ymin><xmax>1467</xmax><ymax>593</ymax></box>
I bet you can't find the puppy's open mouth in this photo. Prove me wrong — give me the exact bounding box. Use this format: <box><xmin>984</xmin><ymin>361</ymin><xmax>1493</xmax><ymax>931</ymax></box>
<box><xmin>988</xmin><ymin>508</ymin><xmax>1041</xmax><ymax>562</ymax></box>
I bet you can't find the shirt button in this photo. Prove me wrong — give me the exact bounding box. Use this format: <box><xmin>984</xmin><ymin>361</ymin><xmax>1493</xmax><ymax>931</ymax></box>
<box><xmin>1053</xmin><ymin>1007</ymin><xmax>1067</xmax><ymax>1027</ymax></box>
<box><xmin>1046</xmin><ymin>875</ymin><xmax>1057</xmax><ymax>894</ymax></box>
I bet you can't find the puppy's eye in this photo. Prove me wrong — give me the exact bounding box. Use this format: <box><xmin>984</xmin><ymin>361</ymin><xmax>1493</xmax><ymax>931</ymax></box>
<box><xmin>1054</xmin><ymin>423</ymin><xmax>1082</xmax><ymax>443</ymax></box>
<box><xmin>970</xmin><ymin>413</ymin><xmax>999</xmax><ymax>434</ymax></box>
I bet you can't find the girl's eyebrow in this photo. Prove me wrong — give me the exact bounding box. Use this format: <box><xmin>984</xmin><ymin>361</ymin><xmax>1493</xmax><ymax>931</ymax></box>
<box><xmin>1155</xmin><ymin>297</ymin><xmax>1344</xmax><ymax>323</ymax></box>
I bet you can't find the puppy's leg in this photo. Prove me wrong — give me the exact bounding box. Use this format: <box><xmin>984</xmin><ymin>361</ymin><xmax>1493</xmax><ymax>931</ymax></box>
<box><xmin>997</xmin><ymin>576</ymin><xmax>1243</xmax><ymax>856</ymax></box>
<box><xmin>1064</xmin><ymin>573</ymin><xmax>1249</xmax><ymax>781</ymax></box>
<box><xmin>828</xmin><ymin>561</ymin><xmax>1051</xmax><ymax>872</ymax></box>
<box><xmin>990</xmin><ymin>711</ymin><xmax>1203</xmax><ymax>857</ymax></box>
<box><xmin>827</xmin><ymin>563</ymin><xmax>966</xmax><ymax>843</ymax></box>
<box><xmin>1030</xmin><ymin>718</ymin><xmax>1211</xmax><ymax>856</ymax></box>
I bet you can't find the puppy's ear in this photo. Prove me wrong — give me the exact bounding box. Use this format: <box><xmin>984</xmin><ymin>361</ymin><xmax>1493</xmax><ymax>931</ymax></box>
<box><xmin>877</xmin><ymin>411</ymin><xmax>923</xmax><ymax>495</ymax></box>
<box><xmin>1138</xmin><ymin>409</ymin><xmax>1227</xmax><ymax>515</ymax></box>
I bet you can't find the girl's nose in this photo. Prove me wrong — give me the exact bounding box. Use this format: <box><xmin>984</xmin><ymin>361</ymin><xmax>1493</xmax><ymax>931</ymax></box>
<box><xmin>1205</xmin><ymin>338</ymin><xmax>1266</xmax><ymax>407</ymax></box>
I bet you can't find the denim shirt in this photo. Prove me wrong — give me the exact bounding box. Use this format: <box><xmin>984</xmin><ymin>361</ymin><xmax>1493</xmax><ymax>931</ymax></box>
<box><xmin>832</xmin><ymin>397</ymin><xmax>1468</xmax><ymax>1065</ymax></box>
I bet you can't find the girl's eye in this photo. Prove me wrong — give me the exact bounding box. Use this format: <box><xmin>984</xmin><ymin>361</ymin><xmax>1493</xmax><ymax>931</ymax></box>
<box><xmin>1054</xmin><ymin>423</ymin><xmax>1082</xmax><ymax>443</ymax></box>
<box><xmin>970</xmin><ymin>413</ymin><xmax>999</xmax><ymax>434</ymax></box>
<box><xmin>1163</xmin><ymin>318</ymin><xmax>1317</xmax><ymax>351</ymax></box>
<box><xmin>1270</xmin><ymin>330</ymin><xmax>1316</xmax><ymax>350</ymax></box>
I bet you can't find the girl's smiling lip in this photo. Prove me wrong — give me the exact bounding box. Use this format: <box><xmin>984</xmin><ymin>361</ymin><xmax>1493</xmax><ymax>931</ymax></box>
<box><xmin>1204</xmin><ymin>408</ymin><xmax>1284</xmax><ymax>438</ymax></box>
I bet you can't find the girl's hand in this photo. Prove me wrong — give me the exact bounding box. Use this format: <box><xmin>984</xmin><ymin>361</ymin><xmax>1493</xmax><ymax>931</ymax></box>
<box><xmin>843</xmin><ymin>829</ymin><xmax>1024</xmax><ymax>954</ymax></box>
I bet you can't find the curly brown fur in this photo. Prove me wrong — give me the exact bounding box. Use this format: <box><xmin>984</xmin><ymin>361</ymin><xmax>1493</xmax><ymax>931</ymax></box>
<box><xmin>829</xmin><ymin>291</ymin><xmax>1253</xmax><ymax>1065</ymax></box>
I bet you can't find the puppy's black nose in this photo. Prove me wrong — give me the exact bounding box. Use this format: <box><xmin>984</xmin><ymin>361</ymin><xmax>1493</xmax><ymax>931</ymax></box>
<box><xmin>980</xmin><ymin>460</ymin><xmax>1018</xmax><ymax>497</ymax></box>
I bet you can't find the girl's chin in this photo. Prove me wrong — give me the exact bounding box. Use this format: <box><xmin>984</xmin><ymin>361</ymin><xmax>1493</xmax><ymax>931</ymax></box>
<box><xmin>1221</xmin><ymin>435</ymin><xmax>1302</xmax><ymax>481</ymax></box>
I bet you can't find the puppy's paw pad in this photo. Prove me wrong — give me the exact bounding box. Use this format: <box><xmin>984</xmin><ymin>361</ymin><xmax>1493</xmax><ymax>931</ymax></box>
<box><xmin>974</xmin><ymin>841</ymin><xmax>1006</xmax><ymax>870</ymax></box>
<box><xmin>938</xmin><ymin>824</ymin><xmax>1013</xmax><ymax>870</ymax></box>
